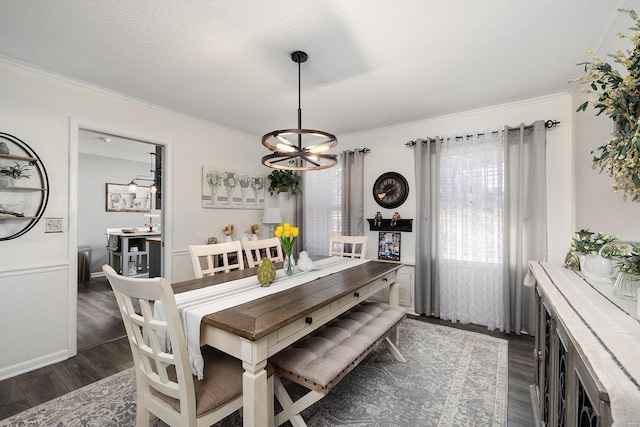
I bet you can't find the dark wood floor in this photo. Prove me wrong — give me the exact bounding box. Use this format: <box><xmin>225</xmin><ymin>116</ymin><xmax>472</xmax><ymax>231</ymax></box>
<box><xmin>0</xmin><ymin>276</ymin><xmax>535</xmax><ymax>425</ymax></box>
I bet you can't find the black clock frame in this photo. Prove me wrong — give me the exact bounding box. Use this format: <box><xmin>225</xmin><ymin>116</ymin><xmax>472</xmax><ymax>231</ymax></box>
<box><xmin>372</xmin><ymin>171</ymin><xmax>409</xmax><ymax>209</ymax></box>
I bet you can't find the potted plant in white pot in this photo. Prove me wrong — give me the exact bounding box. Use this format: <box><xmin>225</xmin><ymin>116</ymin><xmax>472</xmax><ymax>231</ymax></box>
<box><xmin>0</xmin><ymin>162</ymin><xmax>31</xmax><ymax>187</ymax></box>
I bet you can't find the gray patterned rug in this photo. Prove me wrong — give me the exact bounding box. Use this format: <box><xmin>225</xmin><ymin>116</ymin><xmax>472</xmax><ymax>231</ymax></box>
<box><xmin>0</xmin><ymin>319</ymin><xmax>508</xmax><ymax>427</ymax></box>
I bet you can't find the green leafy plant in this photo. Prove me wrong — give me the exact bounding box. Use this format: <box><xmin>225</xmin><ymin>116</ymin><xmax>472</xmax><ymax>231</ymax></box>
<box><xmin>600</xmin><ymin>241</ymin><xmax>640</xmax><ymax>279</ymax></box>
<box><xmin>267</xmin><ymin>170</ymin><xmax>300</xmax><ymax>196</ymax></box>
<box><xmin>564</xmin><ymin>231</ymin><xmax>618</xmax><ymax>271</ymax></box>
<box><xmin>0</xmin><ymin>162</ymin><xmax>31</xmax><ymax>179</ymax></box>
<box><xmin>572</xmin><ymin>9</ymin><xmax>640</xmax><ymax>202</ymax></box>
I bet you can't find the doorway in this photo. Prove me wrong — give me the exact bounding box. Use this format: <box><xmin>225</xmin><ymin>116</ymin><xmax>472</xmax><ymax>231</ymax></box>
<box><xmin>68</xmin><ymin>119</ymin><xmax>173</xmax><ymax>355</ymax></box>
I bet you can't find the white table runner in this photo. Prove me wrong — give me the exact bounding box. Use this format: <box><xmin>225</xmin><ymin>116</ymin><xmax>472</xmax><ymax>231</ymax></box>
<box><xmin>530</xmin><ymin>261</ymin><xmax>640</xmax><ymax>426</ymax></box>
<box><xmin>155</xmin><ymin>257</ymin><xmax>369</xmax><ymax>379</ymax></box>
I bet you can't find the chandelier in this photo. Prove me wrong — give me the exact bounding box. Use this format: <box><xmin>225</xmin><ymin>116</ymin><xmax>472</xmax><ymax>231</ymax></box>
<box><xmin>262</xmin><ymin>51</ymin><xmax>337</xmax><ymax>170</ymax></box>
<box><xmin>127</xmin><ymin>152</ymin><xmax>157</xmax><ymax>193</ymax></box>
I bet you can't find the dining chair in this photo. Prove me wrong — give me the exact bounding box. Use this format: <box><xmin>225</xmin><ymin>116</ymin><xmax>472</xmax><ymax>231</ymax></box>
<box><xmin>242</xmin><ymin>237</ymin><xmax>284</xmax><ymax>268</ymax></box>
<box><xmin>102</xmin><ymin>264</ymin><xmax>263</xmax><ymax>427</ymax></box>
<box><xmin>188</xmin><ymin>241</ymin><xmax>244</xmax><ymax>278</ymax></box>
<box><xmin>329</xmin><ymin>235</ymin><xmax>369</xmax><ymax>259</ymax></box>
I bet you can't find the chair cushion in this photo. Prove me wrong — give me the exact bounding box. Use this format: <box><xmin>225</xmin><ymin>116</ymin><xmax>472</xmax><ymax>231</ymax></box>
<box><xmin>151</xmin><ymin>346</ymin><xmax>244</xmax><ymax>416</ymax></box>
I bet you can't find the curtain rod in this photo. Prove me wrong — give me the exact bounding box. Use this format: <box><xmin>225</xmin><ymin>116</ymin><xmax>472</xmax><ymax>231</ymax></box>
<box><xmin>404</xmin><ymin>119</ymin><xmax>560</xmax><ymax>147</ymax></box>
<box><xmin>345</xmin><ymin>148</ymin><xmax>370</xmax><ymax>153</ymax></box>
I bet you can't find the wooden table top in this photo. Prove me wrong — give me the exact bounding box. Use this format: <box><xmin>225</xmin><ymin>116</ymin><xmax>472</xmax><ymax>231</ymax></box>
<box><xmin>171</xmin><ymin>260</ymin><xmax>402</xmax><ymax>341</ymax></box>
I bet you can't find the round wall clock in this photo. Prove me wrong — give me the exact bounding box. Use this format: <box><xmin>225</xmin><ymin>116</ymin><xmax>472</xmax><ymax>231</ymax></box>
<box><xmin>373</xmin><ymin>172</ymin><xmax>409</xmax><ymax>209</ymax></box>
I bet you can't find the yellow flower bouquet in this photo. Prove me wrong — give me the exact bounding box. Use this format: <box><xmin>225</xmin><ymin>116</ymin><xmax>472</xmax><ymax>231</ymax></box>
<box><xmin>274</xmin><ymin>223</ymin><xmax>298</xmax><ymax>275</ymax></box>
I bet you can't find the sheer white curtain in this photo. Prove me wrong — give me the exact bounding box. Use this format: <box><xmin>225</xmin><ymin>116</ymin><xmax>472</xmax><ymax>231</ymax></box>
<box><xmin>302</xmin><ymin>150</ymin><xmax>365</xmax><ymax>257</ymax></box>
<box><xmin>438</xmin><ymin>131</ymin><xmax>505</xmax><ymax>330</ymax></box>
<box><xmin>303</xmin><ymin>165</ymin><xmax>341</xmax><ymax>257</ymax></box>
<box><xmin>414</xmin><ymin>121</ymin><xmax>547</xmax><ymax>334</ymax></box>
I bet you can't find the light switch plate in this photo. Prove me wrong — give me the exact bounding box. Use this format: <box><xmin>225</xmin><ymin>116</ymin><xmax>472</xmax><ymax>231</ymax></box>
<box><xmin>44</xmin><ymin>217</ymin><xmax>63</xmax><ymax>233</ymax></box>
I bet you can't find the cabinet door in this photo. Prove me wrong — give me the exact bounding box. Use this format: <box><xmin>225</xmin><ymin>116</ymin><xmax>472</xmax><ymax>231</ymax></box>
<box><xmin>569</xmin><ymin>344</ymin><xmax>611</xmax><ymax>427</ymax></box>
<box><xmin>556</xmin><ymin>323</ymin><xmax>570</xmax><ymax>427</ymax></box>
<box><xmin>397</xmin><ymin>265</ymin><xmax>414</xmax><ymax>311</ymax></box>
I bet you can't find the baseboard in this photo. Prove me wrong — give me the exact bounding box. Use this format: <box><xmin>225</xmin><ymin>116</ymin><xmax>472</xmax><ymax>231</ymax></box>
<box><xmin>0</xmin><ymin>349</ymin><xmax>70</xmax><ymax>381</ymax></box>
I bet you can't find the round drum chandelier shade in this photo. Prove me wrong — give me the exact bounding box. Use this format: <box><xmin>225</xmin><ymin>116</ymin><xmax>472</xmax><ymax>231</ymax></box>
<box><xmin>261</xmin><ymin>51</ymin><xmax>338</xmax><ymax>170</ymax></box>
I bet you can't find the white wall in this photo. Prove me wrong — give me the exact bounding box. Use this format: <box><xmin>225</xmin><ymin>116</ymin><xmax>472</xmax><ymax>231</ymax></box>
<box><xmin>0</xmin><ymin>60</ymin><xmax>272</xmax><ymax>379</ymax></box>
<box><xmin>339</xmin><ymin>95</ymin><xmax>574</xmax><ymax>265</ymax></box>
<box><xmin>572</xmin><ymin>7</ymin><xmax>640</xmax><ymax>242</ymax></box>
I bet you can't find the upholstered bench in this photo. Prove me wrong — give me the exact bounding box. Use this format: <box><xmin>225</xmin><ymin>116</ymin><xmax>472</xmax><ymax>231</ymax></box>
<box><xmin>269</xmin><ymin>301</ymin><xmax>407</xmax><ymax>427</ymax></box>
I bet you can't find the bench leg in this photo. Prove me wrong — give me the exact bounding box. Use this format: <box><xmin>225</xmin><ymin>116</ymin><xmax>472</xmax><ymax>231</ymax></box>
<box><xmin>274</xmin><ymin>377</ymin><xmax>323</xmax><ymax>427</ymax></box>
<box><xmin>384</xmin><ymin>336</ymin><xmax>406</xmax><ymax>363</ymax></box>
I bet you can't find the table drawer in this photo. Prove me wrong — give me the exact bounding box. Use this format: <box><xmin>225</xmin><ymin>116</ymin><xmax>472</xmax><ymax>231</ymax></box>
<box><xmin>277</xmin><ymin>304</ymin><xmax>332</xmax><ymax>342</ymax></box>
<box><xmin>368</xmin><ymin>272</ymin><xmax>396</xmax><ymax>294</ymax></box>
<box><xmin>339</xmin><ymin>283</ymin><xmax>370</xmax><ymax>307</ymax></box>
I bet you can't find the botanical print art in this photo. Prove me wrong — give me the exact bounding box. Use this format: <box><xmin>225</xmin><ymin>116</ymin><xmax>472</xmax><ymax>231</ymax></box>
<box><xmin>202</xmin><ymin>167</ymin><xmax>265</xmax><ymax>210</ymax></box>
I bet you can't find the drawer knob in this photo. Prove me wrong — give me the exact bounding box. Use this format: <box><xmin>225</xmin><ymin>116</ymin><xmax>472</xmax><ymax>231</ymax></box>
<box><xmin>305</xmin><ymin>316</ymin><xmax>313</xmax><ymax>324</ymax></box>
<box><xmin>382</xmin><ymin>277</ymin><xmax>388</xmax><ymax>282</ymax></box>
<box><xmin>354</xmin><ymin>291</ymin><xmax>360</xmax><ymax>298</ymax></box>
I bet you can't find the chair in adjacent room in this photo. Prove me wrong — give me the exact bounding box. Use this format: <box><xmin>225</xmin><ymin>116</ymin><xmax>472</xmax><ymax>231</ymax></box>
<box><xmin>242</xmin><ymin>237</ymin><xmax>284</xmax><ymax>268</ymax></box>
<box><xmin>102</xmin><ymin>264</ymin><xmax>262</xmax><ymax>427</ymax></box>
<box><xmin>329</xmin><ymin>235</ymin><xmax>369</xmax><ymax>259</ymax></box>
<box><xmin>188</xmin><ymin>241</ymin><xmax>244</xmax><ymax>278</ymax></box>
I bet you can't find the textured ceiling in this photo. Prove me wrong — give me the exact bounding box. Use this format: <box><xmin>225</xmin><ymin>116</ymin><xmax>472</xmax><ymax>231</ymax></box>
<box><xmin>0</xmin><ymin>1</ymin><xmax>626</xmax><ymax>137</ymax></box>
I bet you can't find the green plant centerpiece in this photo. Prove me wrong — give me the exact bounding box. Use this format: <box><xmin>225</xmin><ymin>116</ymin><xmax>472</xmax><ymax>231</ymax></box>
<box><xmin>267</xmin><ymin>169</ymin><xmax>300</xmax><ymax>196</ymax></box>
<box><xmin>573</xmin><ymin>9</ymin><xmax>640</xmax><ymax>202</ymax></box>
<box><xmin>564</xmin><ymin>230</ymin><xmax>618</xmax><ymax>271</ymax></box>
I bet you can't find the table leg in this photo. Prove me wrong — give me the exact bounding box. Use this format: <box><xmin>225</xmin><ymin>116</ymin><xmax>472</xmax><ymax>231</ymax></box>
<box><xmin>121</xmin><ymin>236</ymin><xmax>130</xmax><ymax>277</ymax></box>
<box><xmin>388</xmin><ymin>280</ymin><xmax>400</xmax><ymax>345</ymax></box>
<box><xmin>241</xmin><ymin>359</ymin><xmax>270</xmax><ymax>427</ymax></box>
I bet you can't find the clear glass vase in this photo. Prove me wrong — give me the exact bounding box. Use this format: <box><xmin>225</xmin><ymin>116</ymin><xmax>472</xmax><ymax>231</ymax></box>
<box><xmin>284</xmin><ymin>253</ymin><xmax>295</xmax><ymax>276</ymax></box>
<box><xmin>613</xmin><ymin>272</ymin><xmax>640</xmax><ymax>301</ymax></box>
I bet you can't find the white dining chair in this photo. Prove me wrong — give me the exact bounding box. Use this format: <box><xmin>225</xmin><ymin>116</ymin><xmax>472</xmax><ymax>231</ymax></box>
<box><xmin>102</xmin><ymin>264</ymin><xmax>270</xmax><ymax>427</ymax></box>
<box><xmin>329</xmin><ymin>235</ymin><xmax>369</xmax><ymax>259</ymax></box>
<box><xmin>242</xmin><ymin>237</ymin><xmax>284</xmax><ymax>268</ymax></box>
<box><xmin>188</xmin><ymin>241</ymin><xmax>244</xmax><ymax>278</ymax></box>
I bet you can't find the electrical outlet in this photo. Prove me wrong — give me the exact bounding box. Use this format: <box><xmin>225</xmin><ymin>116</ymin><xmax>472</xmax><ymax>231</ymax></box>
<box><xmin>44</xmin><ymin>217</ymin><xmax>64</xmax><ymax>233</ymax></box>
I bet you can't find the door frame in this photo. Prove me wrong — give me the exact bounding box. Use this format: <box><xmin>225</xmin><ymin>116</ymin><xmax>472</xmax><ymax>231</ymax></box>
<box><xmin>68</xmin><ymin>118</ymin><xmax>174</xmax><ymax>356</ymax></box>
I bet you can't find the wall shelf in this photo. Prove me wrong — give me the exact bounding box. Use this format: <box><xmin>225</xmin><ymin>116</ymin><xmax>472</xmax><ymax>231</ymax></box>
<box><xmin>366</xmin><ymin>218</ymin><xmax>413</xmax><ymax>232</ymax></box>
<box><xmin>0</xmin><ymin>133</ymin><xmax>49</xmax><ymax>241</ymax></box>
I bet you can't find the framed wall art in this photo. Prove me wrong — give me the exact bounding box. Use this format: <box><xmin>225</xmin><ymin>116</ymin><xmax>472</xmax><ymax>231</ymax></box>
<box><xmin>201</xmin><ymin>166</ymin><xmax>265</xmax><ymax>210</ymax></box>
<box><xmin>106</xmin><ymin>183</ymin><xmax>153</xmax><ymax>213</ymax></box>
<box><xmin>378</xmin><ymin>232</ymin><xmax>401</xmax><ymax>262</ymax></box>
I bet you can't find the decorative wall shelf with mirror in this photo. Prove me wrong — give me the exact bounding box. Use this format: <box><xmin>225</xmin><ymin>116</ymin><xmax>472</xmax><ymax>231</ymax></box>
<box><xmin>0</xmin><ymin>132</ymin><xmax>49</xmax><ymax>241</ymax></box>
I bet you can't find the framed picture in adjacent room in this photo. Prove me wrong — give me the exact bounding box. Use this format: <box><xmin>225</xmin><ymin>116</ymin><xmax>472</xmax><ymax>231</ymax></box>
<box><xmin>378</xmin><ymin>232</ymin><xmax>401</xmax><ymax>262</ymax></box>
<box><xmin>106</xmin><ymin>183</ymin><xmax>152</xmax><ymax>213</ymax></box>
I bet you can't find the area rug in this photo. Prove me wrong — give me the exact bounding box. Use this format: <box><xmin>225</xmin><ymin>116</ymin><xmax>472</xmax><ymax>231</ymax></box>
<box><xmin>0</xmin><ymin>319</ymin><xmax>508</xmax><ymax>427</ymax></box>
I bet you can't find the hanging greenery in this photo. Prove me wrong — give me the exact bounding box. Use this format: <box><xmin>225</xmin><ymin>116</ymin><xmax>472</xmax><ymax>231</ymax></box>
<box><xmin>573</xmin><ymin>9</ymin><xmax>640</xmax><ymax>202</ymax></box>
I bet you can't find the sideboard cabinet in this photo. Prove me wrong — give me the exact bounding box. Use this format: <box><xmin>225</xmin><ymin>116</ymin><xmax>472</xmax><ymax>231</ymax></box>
<box><xmin>529</xmin><ymin>261</ymin><xmax>640</xmax><ymax>426</ymax></box>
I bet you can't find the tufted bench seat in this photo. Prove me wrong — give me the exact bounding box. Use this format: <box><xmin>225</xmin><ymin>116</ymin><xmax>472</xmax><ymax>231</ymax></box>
<box><xmin>269</xmin><ymin>301</ymin><xmax>407</xmax><ymax>427</ymax></box>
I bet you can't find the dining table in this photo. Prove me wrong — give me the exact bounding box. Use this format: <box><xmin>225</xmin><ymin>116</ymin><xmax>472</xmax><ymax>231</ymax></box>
<box><xmin>170</xmin><ymin>257</ymin><xmax>403</xmax><ymax>427</ymax></box>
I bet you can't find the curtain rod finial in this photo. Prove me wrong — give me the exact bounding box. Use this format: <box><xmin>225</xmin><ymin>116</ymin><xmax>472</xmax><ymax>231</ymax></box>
<box><xmin>545</xmin><ymin>120</ymin><xmax>560</xmax><ymax>129</ymax></box>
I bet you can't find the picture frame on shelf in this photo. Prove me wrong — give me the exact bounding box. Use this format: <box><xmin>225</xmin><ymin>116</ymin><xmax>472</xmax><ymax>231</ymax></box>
<box><xmin>106</xmin><ymin>183</ymin><xmax>152</xmax><ymax>213</ymax></box>
<box><xmin>378</xmin><ymin>232</ymin><xmax>401</xmax><ymax>262</ymax></box>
